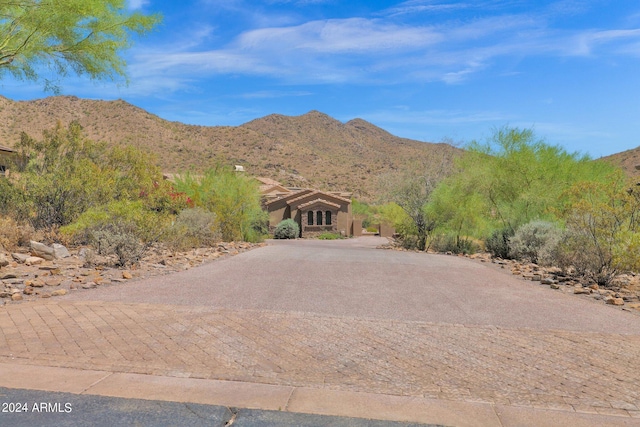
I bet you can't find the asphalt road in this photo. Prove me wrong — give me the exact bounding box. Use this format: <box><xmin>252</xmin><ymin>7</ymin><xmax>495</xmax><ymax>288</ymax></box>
<box><xmin>0</xmin><ymin>387</ymin><xmax>439</xmax><ymax>427</ymax></box>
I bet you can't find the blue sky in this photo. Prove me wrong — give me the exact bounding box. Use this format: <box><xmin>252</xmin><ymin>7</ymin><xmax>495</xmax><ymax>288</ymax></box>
<box><xmin>2</xmin><ymin>0</ymin><xmax>640</xmax><ymax>158</ymax></box>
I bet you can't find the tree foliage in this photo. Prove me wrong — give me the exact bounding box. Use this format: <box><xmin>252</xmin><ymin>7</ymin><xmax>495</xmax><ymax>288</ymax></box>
<box><xmin>9</xmin><ymin>121</ymin><xmax>171</xmax><ymax>229</ymax></box>
<box><xmin>379</xmin><ymin>153</ymin><xmax>454</xmax><ymax>250</ymax></box>
<box><xmin>556</xmin><ymin>175</ymin><xmax>640</xmax><ymax>284</ymax></box>
<box><xmin>0</xmin><ymin>0</ymin><xmax>160</xmax><ymax>90</ymax></box>
<box><xmin>429</xmin><ymin>127</ymin><xmax>618</xmax><ymax>238</ymax></box>
<box><xmin>173</xmin><ymin>168</ymin><xmax>267</xmax><ymax>242</ymax></box>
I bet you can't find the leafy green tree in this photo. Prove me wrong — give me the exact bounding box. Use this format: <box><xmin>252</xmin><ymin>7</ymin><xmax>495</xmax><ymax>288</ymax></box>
<box><xmin>429</xmin><ymin>127</ymin><xmax>618</xmax><ymax>238</ymax></box>
<box><xmin>379</xmin><ymin>153</ymin><xmax>455</xmax><ymax>250</ymax></box>
<box><xmin>10</xmin><ymin>122</ymin><xmax>170</xmax><ymax>229</ymax></box>
<box><xmin>173</xmin><ymin>168</ymin><xmax>267</xmax><ymax>242</ymax></box>
<box><xmin>0</xmin><ymin>0</ymin><xmax>160</xmax><ymax>90</ymax></box>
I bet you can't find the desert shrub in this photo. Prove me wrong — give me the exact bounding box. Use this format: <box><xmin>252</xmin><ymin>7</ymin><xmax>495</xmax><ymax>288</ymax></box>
<box><xmin>90</xmin><ymin>222</ymin><xmax>145</xmax><ymax>267</ymax></box>
<box><xmin>508</xmin><ymin>220</ymin><xmax>563</xmax><ymax>265</ymax></box>
<box><xmin>0</xmin><ymin>217</ymin><xmax>36</xmax><ymax>250</ymax></box>
<box><xmin>485</xmin><ymin>227</ymin><xmax>514</xmax><ymax>259</ymax></box>
<box><xmin>431</xmin><ymin>233</ymin><xmax>480</xmax><ymax>255</ymax></box>
<box><xmin>0</xmin><ymin>179</ymin><xmax>19</xmax><ymax>217</ymax></box>
<box><xmin>317</xmin><ymin>232</ymin><xmax>344</xmax><ymax>240</ymax></box>
<box><xmin>0</xmin><ymin>216</ymin><xmax>21</xmax><ymax>251</ymax></box>
<box><xmin>274</xmin><ymin>219</ymin><xmax>299</xmax><ymax>239</ymax></box>
<box><xmin>554</xmin><ymin>231</ymin><xmax>615</xmax><ymax>285</ymax></box>
<box><xmin>61</xmin><ymin>200</ymin><xmax>170</xmax><ymax>266</ymax></box>
<box><xmin>165</xmin><ymin>208</ymin><xmax>218</xmax><ymax>251</ymax></box>
<box><xmin>400</xmin><ymin>235</ymin><xmax>420</xmax><ymax>250</ymax></box>
<box><xmin>554</xmin><ymin>177</ymin><xmax>640</xmax><ymax>285</ymax></box>
<box><xmin>242</xmin><ymin>213</ymin><xmax>269</xmax><ymax>244</ymax></box>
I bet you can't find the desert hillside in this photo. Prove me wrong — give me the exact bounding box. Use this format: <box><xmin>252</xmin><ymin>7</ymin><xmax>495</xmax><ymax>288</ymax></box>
<box><xmin>0</xmin><ymin>95</ymin><xmax>459</xmax><ymax>198</ymax></box>
<box><xmin>601</xmin><ymin>148</ymin><xmax>640</xmax><ymax>178</ymax></box>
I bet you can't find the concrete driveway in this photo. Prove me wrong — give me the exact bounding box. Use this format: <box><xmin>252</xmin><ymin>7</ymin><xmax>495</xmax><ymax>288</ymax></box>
<box><xmin>1</xmin><ymin>237</ymin><xmax>639</xmax><ymax>427</ymax></box>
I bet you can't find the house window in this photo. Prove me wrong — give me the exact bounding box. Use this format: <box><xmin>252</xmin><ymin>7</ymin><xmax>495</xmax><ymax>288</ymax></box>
<box><xmin>316</xmin><ymin>211</ymin><xmax>323</xmax><ymax>226</ymax></box>
<box><xmin>325</xmin><ymin>211</ymin><xmax>332</xmax><ymax>225</ymax></box>
<box><xmin>307</xmin><ymin>211</ymin><xmax>314</xmax><ymax>225</ymax></box>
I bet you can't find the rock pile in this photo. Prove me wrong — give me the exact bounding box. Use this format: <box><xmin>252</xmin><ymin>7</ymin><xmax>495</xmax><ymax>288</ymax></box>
<box><xmin>0</xmin><ymin>241</ymin><xmax>265</xmax><ymax>305</ymax></box>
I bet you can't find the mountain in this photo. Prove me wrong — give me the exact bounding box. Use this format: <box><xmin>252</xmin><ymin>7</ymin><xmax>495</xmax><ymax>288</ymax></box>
<box><xmin>0</xmin><ymin>96</ymin><xmax>460</xmax><ymax>198</ymax></box>
<box><xmin>601</xmin><ymin>148</ymin><xmax>640</xmax><ymax>178</ymax></box>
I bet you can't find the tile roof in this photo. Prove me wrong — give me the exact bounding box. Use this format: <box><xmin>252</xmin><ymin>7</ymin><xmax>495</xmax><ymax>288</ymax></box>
<box><xmin>297</xmin><ymin>198</ymin><xmax>341</xmax><ymax>209</ymax></box>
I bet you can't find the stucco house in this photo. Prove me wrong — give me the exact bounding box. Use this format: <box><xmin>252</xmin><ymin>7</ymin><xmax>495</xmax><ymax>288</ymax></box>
<box><xmin>0</xmin><ymin>145</ymin><xmax>15</xmax><ymax>176</ymax></box>
<box><xmin>258</xmin><ymin>177</ymin><xmax>353</xmax><ymax>238</ymax></box>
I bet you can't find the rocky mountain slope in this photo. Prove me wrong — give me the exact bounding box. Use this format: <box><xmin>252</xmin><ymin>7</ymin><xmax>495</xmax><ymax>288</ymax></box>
<box><xmin>601</xmin><ymin>148</ymin><xmax>640</xmax><ymax>178</ymax></box>
<box><xmin>0</xmin><ymin>96</ymin><xmax>459</xmax><ymax>198</ymax></box>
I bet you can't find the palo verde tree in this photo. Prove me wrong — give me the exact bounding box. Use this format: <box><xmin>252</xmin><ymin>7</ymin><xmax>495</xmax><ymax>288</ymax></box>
<box><xmin>379</xmin><ymin>150</ymin><xmax>456</xmax><ymax>251</ymax></box>
<box><xmin>0</xmin><ymin>0</ymin><xmax>160</xmax><ymax>90</ymax></box>
<box><xmin>429</xmin><ymin>127</ymin><xmax>618</xmax><ymax>238</ymax></box>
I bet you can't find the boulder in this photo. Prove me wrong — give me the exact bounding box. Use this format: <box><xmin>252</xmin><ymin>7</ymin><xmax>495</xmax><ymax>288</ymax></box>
<box><xmin>30</xmin><ymin>241</ymin><xmax>70</xmax><ymax>260</ymax></box>
<box><xmin>30</xmin><ymin>241</ymin><xmax>55</xmax><ymax>260</ymax></box>
<box><xmin>52</xmin><ymin>243</ymin><xmax>70</xmax><ymax>259</ymax></box>
<box><xmin>606</xmin><ymin>297</ymin><xmax>625</xmax><ymax>306</ymax></box>
<box><xmin>25</xmin><ymin>256</ymin><xmax>45</xmax><ymax>266</ymax></box>
<box><xmin>11</xmin><ymin>253</ymin><xmax>29</xmax><ymax>264</ymax></box>
<box><xmin>25</xmin><ymin>279</ymin><xmax>44</xmax><ymax>288</ymax></box>
<box><xmin>0</xmin><ymin>253</ymin><xmax>9</xmax><ymax>268</ymax></box>
<box><xmin>44</xmin><ymin>277</ymin><xmax>63</xmax><ymax>287</ymax></box>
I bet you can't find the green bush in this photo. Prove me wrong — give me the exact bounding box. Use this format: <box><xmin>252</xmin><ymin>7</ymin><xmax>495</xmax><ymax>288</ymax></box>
<box><xmin>274</xmin><ymin>219</ymin><xmax>299</xmax><ymax>239</ymax></box>
<box><xmin>61</xmin><ymin>200</ymin><xmax>170</xmax><ymax>265</ymax></box>
<box><xmin>508</xmin><ymin>220</ymin><xmax>563</xmax><ymax>265</ymax></box>
<box><xmin>62</xmin><ymin>200</ymin><xmax>167</xmax><ymax>244</ymax></box>
<box><xmin>485</xmin><ymin>227</ymin><xmax>514</xmax><ymax>259</ymax></box>
<box><xmin>10</xmin><ymin>122</ymin><xmax>167</xmax><ymax>229</ymax></box>
<box><xmin>0</xmin><ymin>179</ymin><xmax>19</xmax><ymax>217</ymax></box>
<box><xmin>317</xmin><ymin>232</ymin><xmax>344</xmax><ymax>240</ymax></box>
<box><xmin>90</xmin><ymin>221</ymin><xmax>145</xmax><ymax>267</ymax></box>
<box><xmin>431</xmin><ymin>233</ymin><xmax>480</xmax><ymax>255</ymax></box>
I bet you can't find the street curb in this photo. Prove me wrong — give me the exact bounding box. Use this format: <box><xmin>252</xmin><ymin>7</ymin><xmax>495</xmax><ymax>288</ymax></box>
<box><xmin>0</xmin><ymin>363</ymin><xmax>637</xmax><ymax>427</ymax></box>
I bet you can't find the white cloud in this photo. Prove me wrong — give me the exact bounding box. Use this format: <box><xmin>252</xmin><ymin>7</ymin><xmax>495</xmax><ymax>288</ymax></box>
<box><xmin>128</xmin><ymin>0</ymin><xmax>149</xmax><ymax>10</ymax></box>
<box><xmin>384</xmin><ymin>0</ymin><xmax>470</xmax><ymax>17</ymax></box>
<box><xmin>235</xmin><ymin>18</ymin><xmax>442</xmax><ymax>53</ymax></box>
<box><xmin>570</xmin><ymin>29</ymin><xmax>640</xmax><ymax>56</ymax></box>
<box><xmin>123</xmin><ymin>5</ymin><xmax>640</xmax><ymax>93</ymax></box>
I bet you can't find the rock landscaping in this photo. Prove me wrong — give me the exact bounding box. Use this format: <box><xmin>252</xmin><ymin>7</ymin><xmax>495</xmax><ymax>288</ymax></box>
<box><xmin>378</xmin><ymin>239</ymin><xmax>640</xmax><ymax>314</ymax></box>
<box><xmin>0</xmin><ymin>240</ymin><xmax>265</xmax><ymax>305</ymax></box>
